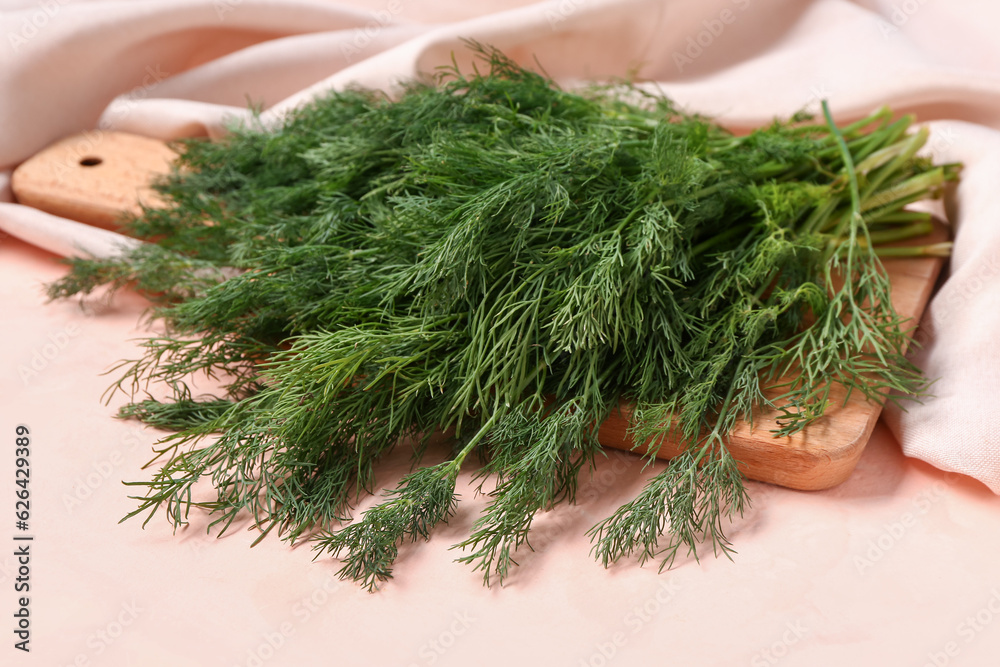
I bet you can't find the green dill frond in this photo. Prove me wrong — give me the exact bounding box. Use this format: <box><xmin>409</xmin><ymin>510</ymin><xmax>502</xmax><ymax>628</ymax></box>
<box><xmin>54</xmin><ymin>45</ymin><xmax>960</xmax><ymax>588</ymax></box>
<box><xmin>117</xmin><ymin>396</ymin><xmax>235</xmax><ymax>431</ymax></box>
<box><xmin>312</xmin><ymin>463</ymin><xmax>460</xmax><ymax>591</ymax></box>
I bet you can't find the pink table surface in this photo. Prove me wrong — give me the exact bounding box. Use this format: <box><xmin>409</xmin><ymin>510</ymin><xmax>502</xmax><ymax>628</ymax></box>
<box><xmin>4</xmin><ymin>233</ymin><xmax>1000</xmax><ymax>667</ymax></box>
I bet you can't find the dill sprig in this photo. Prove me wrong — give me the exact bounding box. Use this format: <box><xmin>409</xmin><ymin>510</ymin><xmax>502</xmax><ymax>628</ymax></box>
<box><xmin>49</xmin><ymin>43</ymin><xmax>959</xmax><ymax>587</ymax></box>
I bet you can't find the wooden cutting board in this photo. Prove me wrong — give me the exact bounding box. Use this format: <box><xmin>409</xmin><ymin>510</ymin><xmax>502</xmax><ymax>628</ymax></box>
<box><xmin>11</xmin><ymin>131</ymin><xmax>948</xmax><ymax>491</ymax></box>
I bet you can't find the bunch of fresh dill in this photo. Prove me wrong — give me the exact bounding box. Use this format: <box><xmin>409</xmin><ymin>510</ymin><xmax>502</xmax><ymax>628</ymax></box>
<box><xmin>49</xmin><ymin>45</ymin><xmax>958</xmax><ymax>589</ymax></box>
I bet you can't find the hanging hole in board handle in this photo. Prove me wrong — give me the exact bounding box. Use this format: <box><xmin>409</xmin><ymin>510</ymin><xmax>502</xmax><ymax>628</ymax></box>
<box><xmin>10</xmin><ymin>131</ymin><xmax>177</xmax><ymax>229</ymax></box>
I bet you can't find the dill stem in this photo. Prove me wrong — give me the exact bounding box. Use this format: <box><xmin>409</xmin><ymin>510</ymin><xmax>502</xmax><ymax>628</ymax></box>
<box><xmin>697</xmin><ymin>358</ymin><xmax>746</xmax><ymax>467</ymax></box>
<box><xmin>873</xmin><ymin>242</ymin><xmax>952</xmax><ymax>258</ymax></box>
<box><xmin>690</xmin><ymin>223</ymin><xmax>751</xmax><ymax>257</ymax></box>
<box><xmin>865</xmin><ymin>210</ymin><xmax>931</xmax><ymax>225</ymax></box>
<box><xmin>445</xmin><ymin>409</ymin><xmax>503</xmax><ymax>479</ymax></box>
<box><xmin>660</xmin><ymin>179</ymin><xmax>738</xmax><ymax>209</ymax></box>
<box><xmin>835</xmin><ymin>220</ymin><xmax>933</xmax><ymax>249</ymax></box>
<box><xmin>822</xmin><ymin>101</ymin><xmax>866</xmax><ymax>258</ymax></box>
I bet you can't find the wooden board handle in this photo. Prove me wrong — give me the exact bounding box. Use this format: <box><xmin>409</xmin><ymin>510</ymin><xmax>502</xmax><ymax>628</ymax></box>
<box><xmin>11</xmin><ymin>131</ymin><xmax>176</xmax><ymax>229</ymax></box>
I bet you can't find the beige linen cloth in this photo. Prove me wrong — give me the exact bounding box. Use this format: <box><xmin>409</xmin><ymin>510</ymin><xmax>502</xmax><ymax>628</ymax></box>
<box><xmin>1</xmin><ymin>0</ymin><xmax>998</xmax><ymax>491</ymax></box>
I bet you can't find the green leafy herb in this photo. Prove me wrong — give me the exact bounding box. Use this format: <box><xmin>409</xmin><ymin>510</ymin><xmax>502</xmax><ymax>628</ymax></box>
<box><xmin>49</xmin><ymin>43</ymin><xmax>959</xmax><ymax>588</ymax></box>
